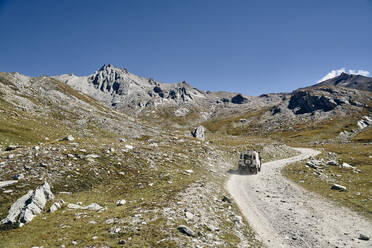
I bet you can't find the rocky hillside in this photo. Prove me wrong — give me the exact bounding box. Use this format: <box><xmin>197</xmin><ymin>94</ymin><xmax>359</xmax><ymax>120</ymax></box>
<box><xmin>53</xmin><ymin>65</ymin><xmax>371</xmax><ymax>134</ymax></box>
<box><xmin>0</xmin><ymin>66</ymin><xmax>371</xmax><ymax>247</ymax></box>
<box><xmin>313</xmin><ymin>72</ymin><xmax>372</xmax><ymax>92</ymax></box>
<box><xmin>53</xmin><ymin>65</ymin><xmax>285</xmax><ymax>125</ymax></box>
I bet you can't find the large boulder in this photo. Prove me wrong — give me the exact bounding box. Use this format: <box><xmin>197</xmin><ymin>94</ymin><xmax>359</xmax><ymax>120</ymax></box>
<box><xmin>1</xmin><ymin>182</ymin><xmax>54</xmax><ymax>226</ymax></box>
<box><xmin>191</xmin><ymin>126</ymin><xmax>206</xmax><ymax>141</ymax></box>
<box><xmin>231</xmin><ymin>94</ymin><xmax>248</xmax><ymax>104</ymax></box>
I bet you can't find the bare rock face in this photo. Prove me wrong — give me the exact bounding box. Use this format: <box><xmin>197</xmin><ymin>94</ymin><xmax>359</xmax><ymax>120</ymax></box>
<box><xmin>288</xmin><ymin>90</ymin><xmax>341</xmax><ymax>114</ymax></box>
<box><xmin>1</xmin><ymin>182</ymin><xmax>54</xmax><ymax>226</ymax></box>
<box><xmin>56</xmin><ymin>64</ymin><xmax>209</xmax><ymax>113</ymax></box>
<box><xmin>231</xmin><ymin>94</ymin><xmax>248</xmax><ymax>104</ymax></box>
<box><xmin>191</xmin><ymin>126</ymin><xmax>206</xmax><ymax>141</ymax></box>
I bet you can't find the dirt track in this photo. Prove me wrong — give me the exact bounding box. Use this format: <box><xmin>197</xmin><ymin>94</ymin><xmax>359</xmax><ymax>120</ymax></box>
<box><xmin>227</xmin><ymin>148</ymin><xmax>372</xmax><ymax>248</ymax></box>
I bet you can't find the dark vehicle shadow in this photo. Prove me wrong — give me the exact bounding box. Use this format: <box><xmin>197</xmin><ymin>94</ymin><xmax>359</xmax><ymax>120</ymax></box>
<box><xmin>227</xmin><ymin>169</ymin><xmax>256</xmax><ymax>175</ymax></box>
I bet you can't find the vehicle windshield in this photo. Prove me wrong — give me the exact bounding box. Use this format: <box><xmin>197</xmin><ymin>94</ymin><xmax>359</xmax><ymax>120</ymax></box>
<box><xmin>244</xmin><ymin>154</ymin><xmax>252</xmax><ymax>160</ymax></box>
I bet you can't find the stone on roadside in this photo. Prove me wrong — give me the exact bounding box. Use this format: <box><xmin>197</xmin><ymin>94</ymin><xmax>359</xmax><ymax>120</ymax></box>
<box><xmin>358</xmin><ymin>234</ymin><xmax>370</xmax><ymax>241</ymax></box>
<box><xmin>222</xmin><ymin>195</ymin><xmax>232</xmax><ymax>204</ymax></box>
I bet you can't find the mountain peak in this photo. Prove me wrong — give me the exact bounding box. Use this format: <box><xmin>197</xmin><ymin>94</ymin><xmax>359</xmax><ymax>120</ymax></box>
<box><xmin>98</xmin><ymin>64</ymin><xmax>128</xmax><ymax>74</ymax></box>
<box><xmin>315</xmin><ymin>71</ymin><xmax>372</xmax><ymax>92</ymax></box>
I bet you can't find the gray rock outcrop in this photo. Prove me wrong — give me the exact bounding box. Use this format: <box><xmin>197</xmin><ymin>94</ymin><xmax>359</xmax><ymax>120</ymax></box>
<box><xmin>191</xmin><ymin>125</ymin><xmax>205</xmax><ymax>141</ymax></box>
<box><xmin>1</xmin><ymin>182</ymin><xmax>54</xmax><ymax>226</ymax></box>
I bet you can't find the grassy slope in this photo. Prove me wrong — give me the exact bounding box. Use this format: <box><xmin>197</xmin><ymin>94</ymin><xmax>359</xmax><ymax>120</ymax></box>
<box><xmin>0</xmin><ymin>77</ymin><xmax>263</xmax><ymax>247</ymax></box>
<box><xmin>282</xmin><ymin>143</ymin><xmax>372</xmax><ymax>218</ymax></box>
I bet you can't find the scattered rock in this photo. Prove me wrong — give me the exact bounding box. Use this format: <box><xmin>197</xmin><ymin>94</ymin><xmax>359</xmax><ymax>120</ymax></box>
<box><xmin>67</xmin><ymin>202</ymin><xmax>103</xmax><ymax>211</ymax></box>
<box><xmin>12</xmin><ymin>174</ymin><xmax>24</xmax><ymax>180</ymax></box>
<box><xmin>118</xmin><ymin>240</ymin><xmax>126</xmax><ymax>245</ymax></box>
<box><xmin>105</xmin><ymin>218</ymin><xmax>116</xmax><ymax>224</ymax></box>
<box><xmin>49</xmin><ymin>200</ymin><xmax>64</xmax><ymax>212</ymax></box>
<box><xmin>306</xmin><ymin>161</ymin><xmax>319</xmax><ymax>169</ymax></box>
<box><xmin>185</xmin><ymin>211</ymin><xmax>194</xmax><ymax>220</ymax></box>
<box><xmin>62</xmin><ymin>135</ymin><xmax>75</xmax><ymax>141</ymax></box>
<box><xmin>82</xmin><ymin>203</ymin><xmax>103</xmax><ymax>211</ymax></box>
<box><xmin>67</xmin><ymin>203</ymin><xmax>82</xmax><ymax>209</ymax></box>
<box><xmin>185</xmin><ymin>169</ymin><xmax>194</xmax><ymax>174</ymax></box>
<box><xmin>341</xmin><ymin>162</ymin><xmax>353</xmax><ymax>169</ymax></box>
<box><xmin>0</xmin><ymin>180</ymin><xmax>18</xmax><ymax>188</ymax></box>
<box><xmin>191</xmin><ymin>126</ymin><xmax>206</xmax><ymax>141</ymax></box>
<box><xmin>331</xmin><ymin>184</ymin><xmax>347</xmax><ymax>192</ymax></box>
<box><xmin>327</xmin><ymin>160</ymin><xmax>338</xmax><ymax>166</ymax></box>
<box><xmin>7</xmin><ymin>154</ymin><xmax>14</xmax><ymax>159</ymax></box>
<box><xmin>86</xmin><ymin>154</ymin><xmax>100</xmax><ymax>159</ymax></box>
<box><xmin>5</xmin><ymin>145</ymin><xmax>19</xmax><ymax>151</ymax></box>
<box><xmin>177</xmin><ymin>225</ymin><xmax>195</xmax><ymax>237</ymax></box>
<box><xmin>124</xmin><ymin>144</ymin><xmax>134</xmax><ymax>150</ymax></box>
<box><xmin>116</xmin><ymin>199</ymin><xmax>126</xmax><ymax>206</ymax></box>
<box><xmin>222</xmin><ymin>195</ymin><xmax>233</xmax><ymax>204</ymax></box>
<box><xmin>39</xmin><ymin>163</ymin><xmax>47</xmax><ymax>168</ymax></box>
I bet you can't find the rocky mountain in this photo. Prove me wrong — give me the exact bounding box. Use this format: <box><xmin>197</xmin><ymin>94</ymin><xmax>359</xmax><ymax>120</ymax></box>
<box><xmin>1</xmin><ymin>65</ymin><xmax>371</xmax><ymax>247</ymax></box>
<box><xmin>312</xmin><ymin>72</ymin><xmax>372</xmax><ymax>92</ymax></box>
<box><xmin>54</xmin><ymin>64</ymin><xmax>211</xmax><ymax>112</ymax></box>
<box><xmin>53</xmin><ymin>65</ymin><xmax>284</xmax><ymax>120</ymax></box>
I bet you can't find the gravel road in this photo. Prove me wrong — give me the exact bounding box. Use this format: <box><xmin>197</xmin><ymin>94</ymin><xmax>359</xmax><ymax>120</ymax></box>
<box><xmin>227</xmin><ymin>148</ymin><xmax>372</xmax><ymax>248</ymax></box>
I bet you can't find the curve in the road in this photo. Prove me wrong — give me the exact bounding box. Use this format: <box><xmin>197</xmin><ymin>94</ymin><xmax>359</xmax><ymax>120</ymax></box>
<box><xmin>227</xmin><ymin>148</ymin><xmax>372</xmax><ymax>248</ymax></box>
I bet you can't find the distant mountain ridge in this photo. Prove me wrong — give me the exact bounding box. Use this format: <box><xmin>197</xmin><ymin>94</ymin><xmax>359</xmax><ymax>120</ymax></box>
<box><xmin>313</xmin><ymin>72</ymin><xmax>372</xmax><ymax>92</ymax></box>
<box><xmin>1</xmin><ymin>64</ymin><xmax>371</xmax><ymax>133</ymax></box>
<box><xmin>53</xmin><ymin>64</ymin><xmax>260</xmax><ymax>116</ymax></box>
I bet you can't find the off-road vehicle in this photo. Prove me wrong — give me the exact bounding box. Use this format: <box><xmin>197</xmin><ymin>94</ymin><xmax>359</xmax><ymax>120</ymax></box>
<box><xmin>238</xmin><ymin>150</ymin><xmax>262</xmax><ymax>174</ymax></box>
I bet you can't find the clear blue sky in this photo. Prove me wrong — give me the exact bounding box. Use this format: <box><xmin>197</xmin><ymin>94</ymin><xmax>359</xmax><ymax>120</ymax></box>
<box><xmin>1</xmin><ymin>0</ymin><xmax>371</xmax><ymax>95</ymax></box>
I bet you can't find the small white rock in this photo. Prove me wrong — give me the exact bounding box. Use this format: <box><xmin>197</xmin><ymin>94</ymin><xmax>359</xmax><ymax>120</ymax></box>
<box><xmin>116</xmin><ymin>199</ymin><xmax>126</xmax><ymax>206</ymax></box>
